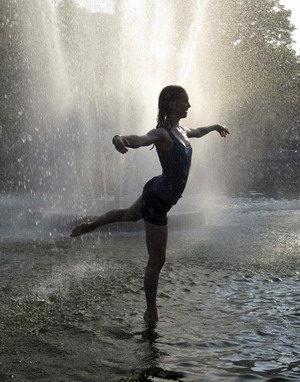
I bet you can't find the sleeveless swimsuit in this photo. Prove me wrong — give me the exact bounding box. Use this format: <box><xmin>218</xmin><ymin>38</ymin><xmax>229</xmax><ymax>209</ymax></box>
<box><xmin>142</xmin><ymin>128</ymin><xmax>192</xmax><ymax>225</ymax></box>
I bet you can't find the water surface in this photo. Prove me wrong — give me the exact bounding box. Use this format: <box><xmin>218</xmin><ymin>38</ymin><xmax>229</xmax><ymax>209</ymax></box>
<box><xmin>1</xmin><ymin>196</ymin><xmax>300</xmax><ymax>381</ymax></box>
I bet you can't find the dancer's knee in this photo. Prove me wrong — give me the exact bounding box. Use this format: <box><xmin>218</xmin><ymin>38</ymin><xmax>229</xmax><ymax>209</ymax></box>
<box><xmin>157</xmin><ymin>255</ymin><xmax>166</xmax><ymax>271</ymax></box>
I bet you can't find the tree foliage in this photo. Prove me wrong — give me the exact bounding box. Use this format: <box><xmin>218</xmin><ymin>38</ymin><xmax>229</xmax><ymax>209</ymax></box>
<box><xmin>0</xmin><ymin>1</ymin><xmax>25</xmax><ymax>142</ymax></box>
<box><xmin>194</xmin><ymin>0</ymin><xmax>300</xmax><ymax>192</ymax></box>
<box><xmin>201</xmin><ymin>0</ymin><xmax>299</xmax><ymax>150</ymax></box>
<box><xmin>0</xmin><ymin>1</ymin><xmax>30</xmax><ymax>188</ymax></box>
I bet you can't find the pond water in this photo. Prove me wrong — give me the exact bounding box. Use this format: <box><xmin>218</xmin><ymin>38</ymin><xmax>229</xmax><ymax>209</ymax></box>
<box><xmin>0</xmin><ymin>195</ymin><xmax>300</xmax><ymax>381</ymax></box>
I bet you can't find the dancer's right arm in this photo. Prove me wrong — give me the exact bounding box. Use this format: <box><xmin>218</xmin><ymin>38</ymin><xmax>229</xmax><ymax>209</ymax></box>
<box><xmin>112</xmin><ymin>129</ymin><xmax>170</xmax><ymax>154</ymax></box>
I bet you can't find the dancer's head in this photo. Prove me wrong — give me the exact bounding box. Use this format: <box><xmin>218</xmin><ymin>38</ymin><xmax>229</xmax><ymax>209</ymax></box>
<box><xmin>157</xmin><ymin>85</ymin><xmax>189</xmax><ymax>128</ymax></box>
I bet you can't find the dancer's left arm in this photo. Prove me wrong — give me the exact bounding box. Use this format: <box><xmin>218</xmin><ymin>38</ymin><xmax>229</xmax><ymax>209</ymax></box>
<box><xmin>186</xmin><ymin>124</ymin><xmax>229</xmax><ymax>138</ymax></box>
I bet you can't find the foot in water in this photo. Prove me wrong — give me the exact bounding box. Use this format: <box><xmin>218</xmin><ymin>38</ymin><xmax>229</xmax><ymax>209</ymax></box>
<box><xmin>144</xmin><ymin>309</ymin><xmax>158</xmax><ymax>325</ymax></box>
<box><xmin>70</xmin><ymin>222</ymin><xmax>92</xmax><ymax>237</ymax></box>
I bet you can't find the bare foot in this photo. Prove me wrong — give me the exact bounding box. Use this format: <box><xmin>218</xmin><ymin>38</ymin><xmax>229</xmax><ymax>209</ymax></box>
<box><xmin>144</xmin><ymin>309</ymin><xmax>158</xmax><ymax>325</ymax></box>
<box><xmin>70</xmin><ymin>222</ymin><xmax>92</xmax><ymax>237</ymax></box>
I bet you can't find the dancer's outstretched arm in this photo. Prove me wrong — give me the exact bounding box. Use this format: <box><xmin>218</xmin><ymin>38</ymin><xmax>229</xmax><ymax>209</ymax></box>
<box><xmin>112</xmin><ymin>128</ymin><xmax>171</xmax><ymax>154</ymax></box>
<box><xmin>186</xmin><ymin>124</ymin><xmax>229</xmax><ymax>138</ymax></box>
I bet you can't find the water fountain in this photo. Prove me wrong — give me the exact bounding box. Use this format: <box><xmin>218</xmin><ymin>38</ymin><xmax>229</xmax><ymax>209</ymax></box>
<box><xmin>1</xmin><ymin>2</ymin><xmax>300</xmax><ymax>381</ymax></box>
<box><xmin>4</xmin><ymin>0</ymin><xmax>224</xmax><ymax>237</ymax></box>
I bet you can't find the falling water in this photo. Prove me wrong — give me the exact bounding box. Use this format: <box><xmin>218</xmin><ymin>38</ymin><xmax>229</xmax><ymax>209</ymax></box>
<box><xmin>16</xmin><ymin>0</ymin><xmax>214</xmax><ymax>213</ymax></box>
<box><xmin>178</xmin><ymin>0</ymin><xmax>209</xmax><ymax>84</ymax></box>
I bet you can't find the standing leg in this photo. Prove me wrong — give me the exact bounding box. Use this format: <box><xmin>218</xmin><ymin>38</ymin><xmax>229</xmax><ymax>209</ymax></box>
<box><xmin>143</xmin><ymin>220</ymin><xmax>168</xmax><ymax>323</ymax></box>
<box><xmin>70</xmin><ymin>196</ymin><xmax>142</xmax><ymax>236</ymax></box>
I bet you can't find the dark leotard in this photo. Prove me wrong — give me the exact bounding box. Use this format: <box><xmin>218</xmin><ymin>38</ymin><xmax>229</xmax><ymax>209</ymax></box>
<box><xmin>142</xmin><ymin>128</ymin><xmax>192</xmax><ymax>225</ymax></box>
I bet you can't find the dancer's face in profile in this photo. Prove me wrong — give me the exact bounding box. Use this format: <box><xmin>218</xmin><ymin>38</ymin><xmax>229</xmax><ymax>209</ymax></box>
<box><xmin>170</xmin><ymin>91</ymin><xmax>191</xmax><ymax>120</ymax></box>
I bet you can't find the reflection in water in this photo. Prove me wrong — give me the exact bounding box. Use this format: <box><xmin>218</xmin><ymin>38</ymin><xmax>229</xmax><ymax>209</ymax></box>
<box><xmin>125</xmin><ymin>325</ymin><xmax>185</xmax><ymax>382</ymax></box>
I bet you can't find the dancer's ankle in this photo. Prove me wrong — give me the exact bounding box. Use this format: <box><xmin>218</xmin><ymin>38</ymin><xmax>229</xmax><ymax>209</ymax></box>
<box><xmin>144</xmin><ymin>309</ymin><xmax>158</xmax><ymax>324</ymax></box>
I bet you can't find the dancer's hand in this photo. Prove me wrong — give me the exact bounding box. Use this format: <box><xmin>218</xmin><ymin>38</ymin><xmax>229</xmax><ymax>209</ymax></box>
<box><xmin>214</xmin><ymin>125</ymin><xmax>229</xmax><ymax>137</ymax></box>
<box><xmin>70</xmin><ymin>222</ymin><xmax>92</xmax><ymax>237</ymax></box>
<box><xmin>113</xmin><ymin>135</ymin><xmax>130</xmax><ymax>154</ymax></box>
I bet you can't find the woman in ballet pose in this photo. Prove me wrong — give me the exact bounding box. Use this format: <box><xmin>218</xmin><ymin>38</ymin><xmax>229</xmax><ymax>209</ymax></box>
<box><xmin>71</xmin><ymin>85</ymin><xmax>229</xmax><ymax>323</ymax></box>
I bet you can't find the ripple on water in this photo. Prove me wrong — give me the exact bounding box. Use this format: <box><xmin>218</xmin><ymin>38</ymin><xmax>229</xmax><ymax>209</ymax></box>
<box><xmin>1</xmin><ymin>197</ymin><xmax>300</xmax><ymax>381</ymax></box>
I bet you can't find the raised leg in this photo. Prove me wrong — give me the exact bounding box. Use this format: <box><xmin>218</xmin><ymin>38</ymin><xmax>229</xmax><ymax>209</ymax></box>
<box><xmin>143</xmin><ymin>220</ymin><xmax>168</xmax><ymax>323</ymax></box>
<box><xmin>70</xmin><ymin>196</ymin><xmax>142</xmax><ymax>236</ymax></box>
